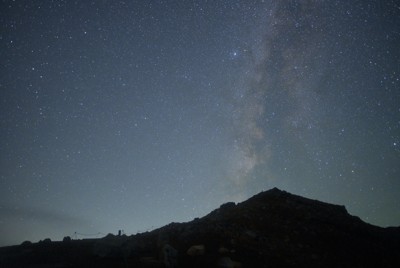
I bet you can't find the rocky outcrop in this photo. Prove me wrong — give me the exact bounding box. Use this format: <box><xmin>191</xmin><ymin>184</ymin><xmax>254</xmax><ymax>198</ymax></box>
<box><xmin>187</xmin><ymin>244</ymin><xmax>205</xmax><ymax>256</ymax></box>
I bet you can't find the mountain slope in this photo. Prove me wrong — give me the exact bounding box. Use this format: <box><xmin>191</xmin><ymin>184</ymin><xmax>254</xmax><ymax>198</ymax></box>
<box><xmin>1</xmin><ymin>188</ymin><xmax>399</xmax><ymax>267</ymax></box>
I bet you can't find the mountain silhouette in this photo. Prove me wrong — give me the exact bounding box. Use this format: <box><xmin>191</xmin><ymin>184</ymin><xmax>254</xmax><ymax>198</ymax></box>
<box><xmin>1</xmin><ymin>188</ymin><xmax>399</xmax><ymax>267</ymax></box>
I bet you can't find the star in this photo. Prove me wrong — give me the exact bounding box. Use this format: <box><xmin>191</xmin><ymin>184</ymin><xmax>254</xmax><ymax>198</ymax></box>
<box><xmin>0</xmin><ymin>0</ymin><xmax>399</xmax><ymax>247</ymax></box>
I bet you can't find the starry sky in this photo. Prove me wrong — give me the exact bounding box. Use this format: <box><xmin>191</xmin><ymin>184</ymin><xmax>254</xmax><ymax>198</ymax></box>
<box><xmin>1</xmin><ymin>0</ymin><xmax>399</xmax><ymax>246</ymax></box>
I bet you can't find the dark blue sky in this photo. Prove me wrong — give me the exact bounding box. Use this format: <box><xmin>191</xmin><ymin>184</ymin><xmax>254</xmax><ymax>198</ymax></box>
<box><xmin>1</xmin><ymin>1</ymin><xmax>399</xmax><ymax>246</ymax></box>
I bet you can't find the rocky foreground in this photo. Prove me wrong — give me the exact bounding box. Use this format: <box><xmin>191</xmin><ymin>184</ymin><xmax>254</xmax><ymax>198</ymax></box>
<box><xmin>1</xmin><ymin>188</ymin><xmax>400</xmax><ymax>267</ymax></box>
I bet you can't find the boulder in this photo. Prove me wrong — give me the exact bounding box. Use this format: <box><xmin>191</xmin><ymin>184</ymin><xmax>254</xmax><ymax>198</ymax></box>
<box><xmin>39</xmin><ymin>238</ymin><xmax>51</xmax><ymax>244</ymax></box>
<box><xmin>218</xmin><ymin>247</ymin><xmax>230</xmax><ymax>254</ymax></box>
<box><xmin>161</xmin><ymin>244</ymin><xmax>178</xmax><ymax>268</ymax></box>
<box><xmin>63</xmin><ymin>236</ymin><xmax>72</xmax><ymax>243</ymax></box>
<box><xmin>20</xmin><ymin>240</ymin><xmax>32</xmax><ymax>246</ymax></box>
<box><xmin>218</xmin><ymin>257</ymin><xmax>242</xmax><ymax>268</ymax></box>
<box><xmin>187</xmin><ymin>244</ymin><xmax>205</xmax><ymax>256</ymax></box>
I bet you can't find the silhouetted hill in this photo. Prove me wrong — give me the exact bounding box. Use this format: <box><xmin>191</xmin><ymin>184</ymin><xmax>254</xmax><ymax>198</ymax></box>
<box><xmin>1</xmin><ymin>188</ymin><xmax>399</xmax><ymax>267</ymax></box>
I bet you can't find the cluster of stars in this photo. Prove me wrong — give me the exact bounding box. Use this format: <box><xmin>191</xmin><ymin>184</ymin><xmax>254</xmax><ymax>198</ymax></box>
<box><xmin>0</xmin><ymin>0</ymin><xmax>399</xmax><ymax>247</ymax></box>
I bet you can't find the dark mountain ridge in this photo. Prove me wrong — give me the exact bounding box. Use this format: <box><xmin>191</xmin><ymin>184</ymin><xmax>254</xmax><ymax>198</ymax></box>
<box><xmin>1</xmin><ymin>188</ymin><xmax>399</xmax><ymax>267</ymax></box>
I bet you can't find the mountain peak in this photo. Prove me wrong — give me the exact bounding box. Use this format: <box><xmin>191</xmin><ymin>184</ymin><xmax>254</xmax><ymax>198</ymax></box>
<box><xmin>1</xmin><ymin>188</ymin><xmax>399</xmax><ymax>267</ymax></box>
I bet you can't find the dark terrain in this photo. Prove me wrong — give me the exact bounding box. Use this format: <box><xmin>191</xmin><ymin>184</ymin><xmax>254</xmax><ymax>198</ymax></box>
<box><xmin>1</xmin><ymin>188</ymin><xmax>399</xmax><ymax>267</ymax></box>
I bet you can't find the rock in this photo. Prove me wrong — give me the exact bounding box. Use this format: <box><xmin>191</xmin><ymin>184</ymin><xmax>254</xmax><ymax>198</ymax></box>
<box><xmin>20</xmin><ymin>240</ymin><xmax>32</xmax><ymax>246</ymax></box>
<box><xmin>39</xmin><ymin>238</ymin><xmax>51</xmax><ymax>244</ymax></box>
<box><xmin>218</xmin><ymin>257</ymin><xmax>242</xmax><ymax>268</ymax></box>
<box><xmin>218</xmin><ymin>247</ymin><xmax>230</xmax><ymax>254</ymax></box>
<box><xmin>103</xmin><ymin>233</ymin><xmax>116</xmax><ymax>240</ymax></box>
<box><xmin>187</xmin><ymin>244</ymin><xmax>205</xmax><ymax>256</ymax></box>
<box><xmin>63</xmin><ymin>236</ymin><xmax>72</xmax><ymax>243</ymax></box>
<box><xmin>244</xmin><ymin>230</ymin><xmax>257</xmax><ymax>239</ymax></box>
<box><xmin>161</xmin><ymin>244</ymin><xmax>178</xmax><ymax>268</ymax></box>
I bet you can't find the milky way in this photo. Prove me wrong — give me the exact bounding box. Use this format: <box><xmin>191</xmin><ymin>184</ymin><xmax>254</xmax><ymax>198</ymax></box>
<box><xmin>1</xmin><ymin>1</ymin><xmax>399</xmax><ymax>246</ymax></box>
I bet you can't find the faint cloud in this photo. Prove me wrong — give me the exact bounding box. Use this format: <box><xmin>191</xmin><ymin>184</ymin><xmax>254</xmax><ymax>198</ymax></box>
<box><xmin>0</xmin><ymin>205</ymin><xmax>92</xmax><ymax>246</ymax></box>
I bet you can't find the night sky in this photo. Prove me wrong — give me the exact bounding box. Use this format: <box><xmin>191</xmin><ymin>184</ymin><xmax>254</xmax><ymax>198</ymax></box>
<box><xmin>1</xmin><ymin>1</ymin><xmax>399</xmax><ymax>246</ymax></box>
